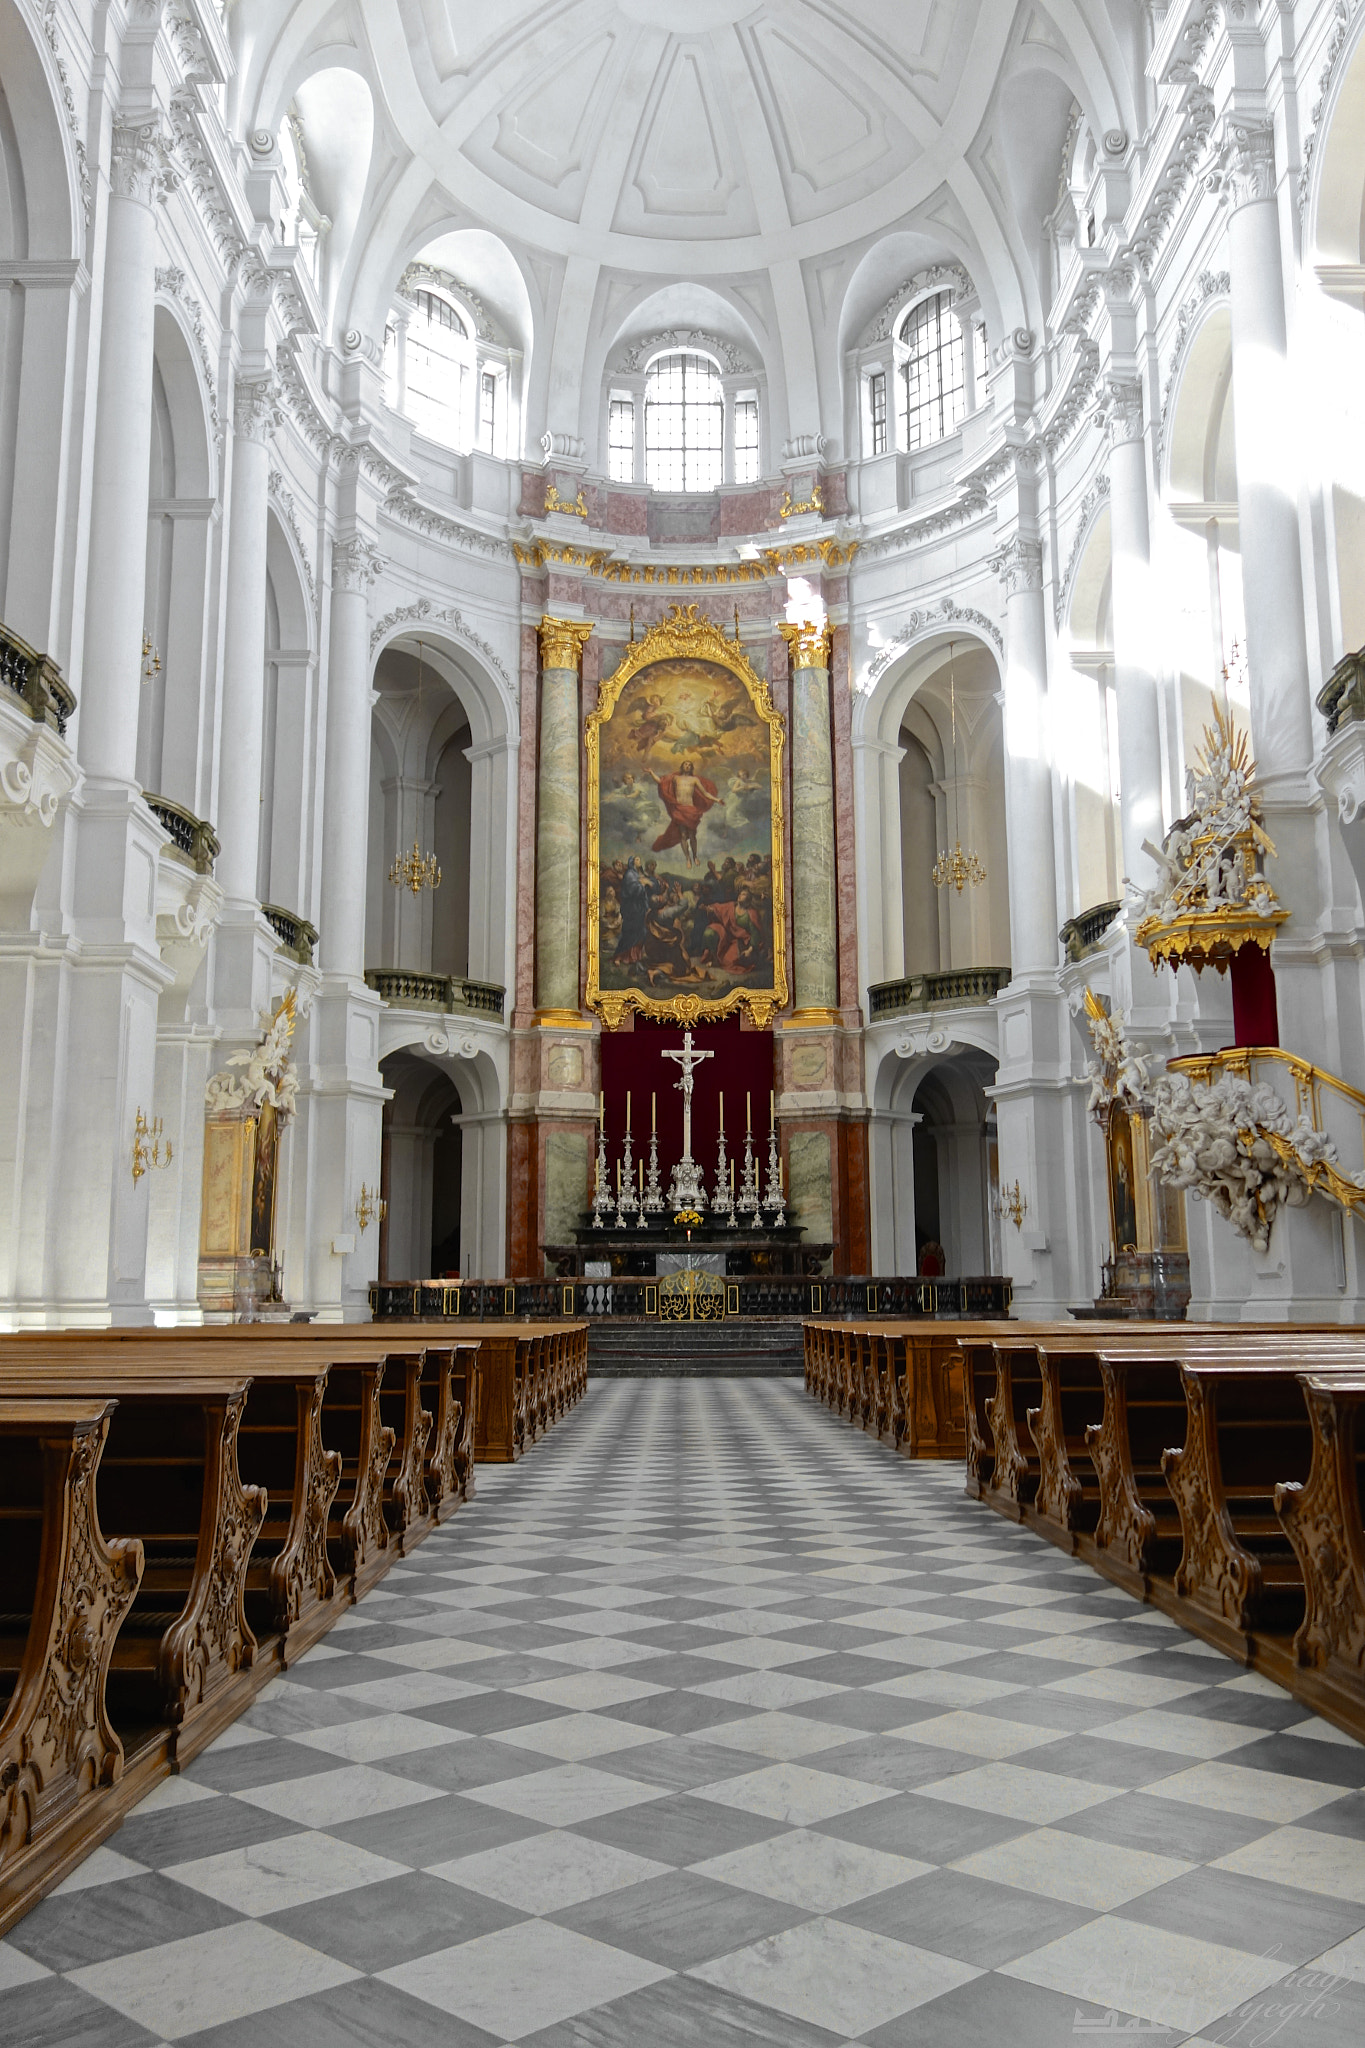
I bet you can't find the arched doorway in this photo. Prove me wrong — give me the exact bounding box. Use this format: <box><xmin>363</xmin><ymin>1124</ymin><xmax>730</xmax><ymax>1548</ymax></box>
<box><xmin>905</xmin><ymin>1051</ymin><xmax>999</xmax><ymax>1277</ymax></box>
<box><xmin>379</xmin><ymin>1051</ymin><xmax>464</xmax><ymax>1280</ymax></box>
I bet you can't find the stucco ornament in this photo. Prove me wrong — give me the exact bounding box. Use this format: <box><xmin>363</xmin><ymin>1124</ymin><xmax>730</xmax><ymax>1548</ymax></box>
<box><xmin>1081</xmin><ymin>990</ymin><xmax>1359</xmax><ymax>1253</ymax></box>
<box><xmin>1132</xmin><ymin>706</ymin><xmax>1287</xmax><ymax>973</ymax></box>
<box><xmin>205</xmin><ymin>991</ymin><xmax>300</xmax><ymax>1122</ymax></box>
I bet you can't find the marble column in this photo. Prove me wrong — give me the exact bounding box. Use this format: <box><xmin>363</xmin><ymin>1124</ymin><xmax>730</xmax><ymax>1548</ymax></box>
<box><xmin>1103</xmin><ymin>376</ymin><xmax>1165</xmax><ymax>891</ymax></box>
<box><xmin>1220</xmin><ymin>118</ymin><xmax>1314</xmax><ymax>791</ymax></box>
<box><xmin>216</xmin><ymin>374</ymin><xmax>282</xmax><ymax>904</ymax></box>
<box><xmin>534</xmin><ymin>616</ymin><xmax>592</xmax><ymax>1021</ymax></box>
<box><xmin>781</xmin><ymin>621</ymin><xmax>840</xmax><ymax>1017</ymax></box>
<box><xmin>319</xmin><ymin>535</ymin><xmax>382</xmax><ymax>978</ymax></box>
<box><xmin>79</xmin><ymin>118</ymin><xmax>176</xmax><ymax>782</ymax></box>
<box><xmin>990</xmin><ymin>536</ymin><xmax>1058</xmax><ymax>972</ymax></box>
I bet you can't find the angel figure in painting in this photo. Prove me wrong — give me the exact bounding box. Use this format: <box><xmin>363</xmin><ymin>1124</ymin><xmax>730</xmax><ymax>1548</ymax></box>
<box><xmin>648</xmin><ymin>759</ymin><xmax>723</xmax><ymax>867</ymax></box>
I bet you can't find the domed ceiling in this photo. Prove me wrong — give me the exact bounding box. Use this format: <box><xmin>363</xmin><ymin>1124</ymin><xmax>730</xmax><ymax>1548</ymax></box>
<box><xmin>390</xmin><ymin>0</ymin><xmax>1011</xmax><ymax>269</ymax></box>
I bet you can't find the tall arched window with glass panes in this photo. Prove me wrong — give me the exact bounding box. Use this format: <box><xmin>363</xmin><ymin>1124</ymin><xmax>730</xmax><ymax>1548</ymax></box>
<box><xmin>898</xmin><ymin>292</ymin><xmax>966</xmax><ymax>450</ymax></box>
<box><xmin>644</xmin><ymin>351</ymin><xmax>724</xmax><ymax>491</ymax></box>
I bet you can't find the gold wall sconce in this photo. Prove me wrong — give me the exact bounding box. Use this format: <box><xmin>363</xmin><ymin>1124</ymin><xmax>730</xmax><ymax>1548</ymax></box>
<box><xmin>132</xmin><ymin>1108</ymin><xmax>172</xmax><ymax>1183</ymax></box>
<box><xmin>355</xmin><ymin>1183</ymin><xmax>387</xmax><ymax>1233</ymax></box>
<box><xmin>995</xmin><ymin>1180</ymin><xmax>1028</xmax><ymax>1230</ymax></box>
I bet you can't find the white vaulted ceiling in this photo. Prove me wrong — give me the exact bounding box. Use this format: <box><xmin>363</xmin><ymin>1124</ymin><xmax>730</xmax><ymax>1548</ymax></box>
<box><xmin>389</xmin><ymin>0</ymin><xmax>1002</xmax><ymax>265</ymax></box>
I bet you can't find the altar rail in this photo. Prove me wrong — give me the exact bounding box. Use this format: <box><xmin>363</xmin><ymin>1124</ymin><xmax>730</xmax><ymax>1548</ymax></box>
<box><xmin>806</xmin><ymin>1316</ymin><xmax>1365</xmax><ymax>1745</ymax></box>
<box><xmin>370</xmin><ymin>1275</ymin><xmax>1013</xmax><ymax>1321</ymax></box>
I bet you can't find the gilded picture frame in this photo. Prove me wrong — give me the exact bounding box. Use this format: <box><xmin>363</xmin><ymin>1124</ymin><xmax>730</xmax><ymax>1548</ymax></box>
<box><xmin>586</xmin><ymin>605</ymin><xmax>788</xmax><ymax>1029</ymax></box>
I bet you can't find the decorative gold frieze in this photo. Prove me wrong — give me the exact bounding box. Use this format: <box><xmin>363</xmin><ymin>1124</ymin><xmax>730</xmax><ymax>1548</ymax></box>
<box><xmin>513</xmin><ymin>539</ymin><xmax>857</xmax><ymax>584</ymax></box>
<box><xmin>543</xmin><ymin>483</ymin><xmax>588</xmax><ymax>519</ymax></box>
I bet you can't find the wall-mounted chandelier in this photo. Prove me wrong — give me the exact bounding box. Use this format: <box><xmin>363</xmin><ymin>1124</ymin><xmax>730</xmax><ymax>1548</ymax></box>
<box><xmin>388</xmin><ymin>638</ymin><xmax>442</xmax><ymax>896</ymax></box>
<box><xmin>932</xmin><ymin>641</ymin><xmax>986</xmax><ymax>893</ymax></box>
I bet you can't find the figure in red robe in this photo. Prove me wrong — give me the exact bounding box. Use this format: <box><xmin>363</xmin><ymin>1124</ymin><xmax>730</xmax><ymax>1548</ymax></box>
<box><xmin>648</xmin><ymin>760</ymin><xmax>722</xmax><ymax>867</ymax></box>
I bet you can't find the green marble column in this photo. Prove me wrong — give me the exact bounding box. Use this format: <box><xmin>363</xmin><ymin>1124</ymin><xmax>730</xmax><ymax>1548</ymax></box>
<box><xmin>782</xmin><ymin>622</ymin><xmax>839</xmax><ymax>1017</ymax></box>
<box><xmin>535</xmin><ymin>616</ymin><xmax>592</xmax><ymax>1020</ymax></box>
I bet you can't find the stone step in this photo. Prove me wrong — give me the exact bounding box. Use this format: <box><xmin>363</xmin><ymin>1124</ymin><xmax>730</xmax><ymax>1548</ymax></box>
<box><xmin>587</xmin><ymin>1317</ymin><xmax>804</xmax><ymax>1378</ymax></box>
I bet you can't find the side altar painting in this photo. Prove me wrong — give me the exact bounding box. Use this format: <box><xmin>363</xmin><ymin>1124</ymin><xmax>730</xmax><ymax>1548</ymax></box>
<box><xmin>586</xmin><ymin>608</ymin><xmax>788</xmax><ymax>1028</ymax></box>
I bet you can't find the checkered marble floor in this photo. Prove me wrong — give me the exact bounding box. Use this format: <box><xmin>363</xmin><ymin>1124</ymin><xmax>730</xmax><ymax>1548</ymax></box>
<box><xmin>5</xmin><ymin>1380</ymin><xmax>1365</xmax><ymax>2048</ymax></box>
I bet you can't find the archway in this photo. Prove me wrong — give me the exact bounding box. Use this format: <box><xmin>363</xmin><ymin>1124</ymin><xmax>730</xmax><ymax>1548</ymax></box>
<box><xmin>892</xmin><ymin>1049</ymin><xmax>1000</xmax><ymax>1278</ymax></box>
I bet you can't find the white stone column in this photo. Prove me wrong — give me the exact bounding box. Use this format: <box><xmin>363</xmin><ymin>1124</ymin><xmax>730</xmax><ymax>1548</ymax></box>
<box><xmin>78</xmin><ymin>119</ymin><xmax>176</xmax><ymax>783</ymax></box>
<box><xmin>320</xmin><ymin>536</ymin><xmax>382</xmax><ymax>978</ymax></box>
<box><xmin>216</xmin><ymin>375</ymin><xmax>282</xmax><ymax>904</ymax></box>
<box><xmin>1102</xmin><ymin>375</ymin><xmax>1165</xmax><ymax>892</ymax></box>
<box><xmin>1220</xmin><ymin>118</ymin><xmax>1314</xmax><ymax>791</ymax></box>
<box><xmin>990</xmin><ymin>535</ymin><xmax>1057</xmax><ymax>972</ymax></box>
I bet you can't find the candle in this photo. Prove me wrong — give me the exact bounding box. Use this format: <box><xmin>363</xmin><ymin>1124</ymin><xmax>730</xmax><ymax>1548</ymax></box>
<box><xmin>651</xmin><ymin>1092</ymin><xmax>656</xmax><ymax>1134</ymax></box>
<box><xmin>599</xmin><ymin>1091</ymin><xmax>605</xmax><ymax>1128</ymax></box>
<box><xmin>639</xmin><ymin>1161</ymin><xmax>644</xmax><ymax>1195</ymax></box>
<box><xmin>730</xmin><ymin>1162</ymin><xmax>735</xmax><ymax>1193</ymax></box>
<box><xmin>616</xmin><ymin>1160</ymin><xmax>620</xmax><ymax>1193</ymax></box>
<box><xmin>719</xmin><ymin>1091</ymin><xmax>724</xmax><ymax>1134</ymax></box>
<box><xmin>746</xmin><ymin>1092</ymin><xmax>751</xmax><ymax>1133</ymax></box>
<box><xmin>626</xmin><ymin>1090</ymin><xmax>631</xmax><ymax>1134</ymax></box>
<box><xmin>770</xmin><ymin>1090</ymin><xmax>775</xmax><ymax>1124</ymax></box>
<box><xmin>779</xmin><ymin>1157</ymin><xmax>785</xmax><ymax>1192</ymax></box>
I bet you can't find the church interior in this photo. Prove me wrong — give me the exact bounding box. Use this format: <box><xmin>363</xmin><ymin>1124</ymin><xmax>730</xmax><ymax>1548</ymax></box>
<box><xmin>4</xmin><ymin>0</ymin><xmax>1365</xmax><ymax>2040</ymax></box>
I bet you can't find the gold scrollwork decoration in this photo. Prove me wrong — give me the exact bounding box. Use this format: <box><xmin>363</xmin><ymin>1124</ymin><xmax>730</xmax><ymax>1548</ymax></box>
<box><xmin>543</xmin><ymin>483</ymin><xmax>588</xmax><ymax>520</ymax></box>
<box><xmin>777</xmin><ymin>620</ymin><xmax>833</xmax><ymax>671</ymax></box>
<box><xmin>659</xmin><ymin>1266</ymin><xmax>726</xmax><ymax>1321</ymax></box>
<box><xmin>779</xmin><ymin>482</ymin><xmax>825</xmax><ymax>519</ymax></box>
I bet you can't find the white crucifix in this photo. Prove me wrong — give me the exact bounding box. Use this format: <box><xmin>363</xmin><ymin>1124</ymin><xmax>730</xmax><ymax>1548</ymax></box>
<box><xmin>661</xmin><ymin>1028</ymin><xmax>713</xmax><ymax>1172</ymax></box>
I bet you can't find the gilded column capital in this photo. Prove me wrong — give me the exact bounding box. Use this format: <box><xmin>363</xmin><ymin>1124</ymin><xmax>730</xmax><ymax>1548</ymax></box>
<box><xmin>538</xmin><ymin>616</ymin><xmax>593</xmax><ymax>672</ymax></box>
<box><xmin>778</xmin><ymin>620</ymin><xmax>833</xmax><ymax>670</ymax></box>
<box><xmin>110</xmin><ymin>116</ymin><xmax>179</xmax><ymax>208</ymax></box>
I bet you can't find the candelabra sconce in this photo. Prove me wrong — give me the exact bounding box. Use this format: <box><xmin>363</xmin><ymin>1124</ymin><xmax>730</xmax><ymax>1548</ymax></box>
<box><xmin>591</xmin><ymin>1117</ymin><xmax>613</xmax><ymax>1228</ymax></box>
<box><xmin>141</xmin><ymin>634</ymin><xmax>161</xmax><ymax>685</ymax></box>
<box><xmin>131</xmin><ymin>1108</ymin><xmax>172</xmax><ymax>1184</ymax></box>
<box><xmin>994</xmin><ymin>1180</ymin><xmax>1028</xmax><ymax>1230</ymax></box>
<box><xmin>642</xmin><ymin>1126</ymin><xmax>666</xmax><ymax>1214</ymax></box>
<box><xmin>355</xmin><ymin>1183</ymin><xmax>387</xmax><ymax>1233</ymax></box>
<box><xmin>389</xmin><ymin>838</ymin><xmax>441</xmax><ymax>896</ymax></box>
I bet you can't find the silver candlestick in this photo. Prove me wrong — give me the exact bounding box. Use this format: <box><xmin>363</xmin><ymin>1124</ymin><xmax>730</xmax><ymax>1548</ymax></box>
<box><xmin>763</xmin><ymin>1123</ymin><xmax>786</xmax><ymax>1226</ymax></box>
<box><xmin>736</xmin><ymin>1130</ymin><xmax>760</xmax><ymax>1220</ymax></box>
<box><xmin>642</xmin><ymin>1128</ymin><xmax>666</xmax><ymax>1214</ymax></box>
<box><xmin>591</xmin><ymin>1122</ymin><xmax>612</xmax><ymax>1227</ymax></box>
<box><xmin>711</xmin><ymin>1124</ymin><xmax>732</xmax><ymax>1216</ymax></box>
<box><xmin>615</xmin><ymin>1130</ymin><xmax>640</xmax><ymax>1229</ymax></box>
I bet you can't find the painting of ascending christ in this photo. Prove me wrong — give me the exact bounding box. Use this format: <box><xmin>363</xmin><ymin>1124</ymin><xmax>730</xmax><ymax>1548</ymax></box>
<box><xmin>586</xmin><ymin>606</ymin><xmax>788</xmax><ymax>1029</ymax></box>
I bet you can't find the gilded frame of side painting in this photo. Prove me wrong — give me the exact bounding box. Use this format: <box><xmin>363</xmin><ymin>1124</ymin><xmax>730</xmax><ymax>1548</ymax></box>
<box><xmin>585</xmin><ymin>605</ymin><xmax>788</xmax><ymax>1030</ymax></box>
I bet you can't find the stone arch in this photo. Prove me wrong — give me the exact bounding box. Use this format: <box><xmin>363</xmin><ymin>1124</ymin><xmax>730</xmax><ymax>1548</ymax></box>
<box><xmin>1308</xmin><ymin>10</ymin><xmax>1365</xmax><ymax>268</ymax></box>
<box><xmin>367</xmin><ymin>624</ymin><xmax>518</xmax><ymax>992</ymax></box>
<box><xmin>866</xmin><ymin>1030</ymin><xmax>1001</xmax><ymax>1275</ymax></box>
<box><xmin>375</xmin><ymin>1035</ymin><xmax>508</xmax><ymax>1278</ymax></box>
<box><xmin>259</xmin><ymin>505</ymin><xmax>318</xmax><ymax>916</ymax></box>
<box><xmin>137</xmin><ymin>302</ymin><xmax>219</xmax><ymax>808</ymax></box>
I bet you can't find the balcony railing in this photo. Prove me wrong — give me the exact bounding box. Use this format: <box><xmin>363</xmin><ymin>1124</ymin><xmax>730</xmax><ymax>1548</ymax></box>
<box><xmin>144</xmin><ymin>793</ymin><xmax>220</xmax><ymax>875</ymax></box>
<box><xmin>0</xmin><ymin>621</ymin><xmax>75</xmax><ymax>737</ymax></box>
<box><xmin>262</xmin><ymin>903</ymin><xmax>318</xmax><ymax>966</ymax></box>
<box><xmin>1318</xmin><ymin>646</ymin><xmax>1365</xmax><ymax>737</ymax></box>
<box><xmin>1060</xmin><ymin>899</ymin><xmax>1122</xmax><ymax>963</ymax></box>
<box><xmin>364</xmin><ymin>968</ymin><xmax>505</xmax><ymax>1018</ymax></box>
<box><xmin>867</xmin><ymin>967</ymin><xmax>1011</xmax><ymax>1019</ymax></box>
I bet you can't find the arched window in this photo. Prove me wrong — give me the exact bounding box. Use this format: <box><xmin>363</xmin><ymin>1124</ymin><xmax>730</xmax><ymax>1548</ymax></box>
<box><xmin>898</xmin><ymin>293</ymin><xmax>966</xmax><ymax>451</ymax></box>
<box><xmin>645</xmin><ymin>351</ymin><xmax>723</xmax><ymax>491</ymax></box>
<box><xmin>406</xmin><ymin>288</ymin><xmax>471</xmax><ymax>449</ymax></box>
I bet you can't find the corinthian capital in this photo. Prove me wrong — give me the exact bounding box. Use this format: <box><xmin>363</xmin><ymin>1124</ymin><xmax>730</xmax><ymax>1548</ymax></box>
<box><xmin>110</xmin><ymin>116</ymin><xmax>178</xmax><ymax>207</ymax></box>
<box><xmin>988</xmin><ymin>535</ymin><xmax>1044</xmax><ymax>595</ymax></box>
<box><xmin>1095</xmin><ymin>375</ymin><xmax>1144</xmax><ymax>447</ymax></box>
<box><xmin>233</xmin><ymin>374</ymin><xmax>284</xmax><ymax>446</ymax></box>
<box><xmin>538</xmin><ymin>616</ymin><xmax>593</xmax><ymax>672</ymax></box>
<box><xmin>332</xmin><ymin>535</ymin><xmax>383</xmax><ymax>596</ymax></box>
<box><xmin>1208</xmin><ymin>116</ymin><xmax>1276</xmax><ymax>210</ymax></box>
<box><xmin>778</xmin><ymin>620</ymin><xmax>833</xmax><ymax>671</ymax></box>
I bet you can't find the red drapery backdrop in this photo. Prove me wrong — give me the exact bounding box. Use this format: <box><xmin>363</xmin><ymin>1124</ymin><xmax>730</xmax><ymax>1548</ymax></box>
<box><xmin>1230</xmin><ymin>945</ymin><xmax>1279</xmax><ymax>1048</ymax></box>
<box><xmin>599</xmin><ymin>1019</ymin><xmax>775</xmax><ymax>1203</ymax></box>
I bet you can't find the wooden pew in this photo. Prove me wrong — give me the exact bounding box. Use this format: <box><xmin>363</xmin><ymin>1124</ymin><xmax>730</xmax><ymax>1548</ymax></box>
<box><xmin>1275</xmin><ymin>1374</ymin><xmax>1365</xmax><ymax>1725</ymax></box>
<box><xmin>423</xmin><ymin>1343</ymin><xmax>479</xmax><ymax>1520</ymax></box>
<box><xmin>0</xmin><ymin>1400</ymin><xmax>144</xmax><ymax>1933</ymax></box>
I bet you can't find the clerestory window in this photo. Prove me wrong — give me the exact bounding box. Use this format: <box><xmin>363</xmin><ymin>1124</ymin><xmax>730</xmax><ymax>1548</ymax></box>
<box><xmin>406</xmin><ymin>288</ymin><xmax>471</xmax><ymax>450</ymax></box>
<box><xmin>898</xmin><ymin>292</ymin><xmax>966</xmax><ymax>451</ymax></box>
<box><xmin>608</xmin><ymin>397</ymin><xmax>635</xmax><ymax>482</ymax></box>
<box><xmin>644</xmin><ymin>351</ymin><xmax>723</xmax><ymax>492</ymax></box>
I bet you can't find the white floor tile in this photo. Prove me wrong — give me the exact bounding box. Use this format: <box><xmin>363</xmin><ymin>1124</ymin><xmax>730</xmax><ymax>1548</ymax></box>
<box><xmin>381</xmin><ymin>1920</ymin><xmax>670</xmax><ymax>2038</ymax></box>
<box><xmin>953</xmin><ymin>1825</ymin><xmax>1195</xmax><ymax>1909</ymax></box>
<box><xmin>915</xmin><ymin>1761</ymin><xmax>1122</xmax><ymax>1823</ymax></box>
<box><xmin>491</xmin><ymin>1712</ymin><xmax>664</xmax><ymax>1762</ymax></box>
<box><xmin>894</xmin><ymin>1710</ymin><xmax>1053</xmax><ymax>1760</ymax></box>
<box><xmin>690</xmin><ymin>1916</ymin><xmax>980</xmax><ymax>2035</ymax></box>
<box><xmin>695</xmin><ymin>1761</ymin><xmax>893</xmax><ymax>1826</ymax></box>
<box><xmin>512</xmin><ymin>1670</ymin><xmax>666</xmax><ymax>1710</ymax></box>
<box><xmin>692</xmin><ymin>1670</ymin><xmax>846</xmax><ymax>1709</ymax></box>
<box><xmin>1312</xmin><ymin>1925</ymin><xmax>1365</xmax><ymax>1983</ymax></box>
<box><xmin>1213</xmin><ymin>1823</ymin><xmax>1365</xmax><ymax>1904</ymax></box>
<box><xmin>363</xmin><ymin>1637</ymin><xmax>504</xmax><ymax>1670</ymax></box>
<box><xmin>879</xmin><ymin>1669</ymin><xmax>1026</xmax><ymax>1708</ymax></box>
<box><xmin>461</xmin><ymin>1762</ymin><xmax>665</xmax><ymax>1826</ymax></box>
<box><xmin>287</xmin><ymin>1709</ymin><xmax>464</xmax><ymax>1761</ymax></box>
<box><xmin>237</xmin><ymin>1761</ymin><xmax>447</xmax><ymax>1827</ymax></box>
<box><xmin>694</xmin><ymin>1827</ymin><xmax>928</xmax><ymax>1911</ymax></box>
<box><xmin>50</xmin><ymin>1845</ymin><xmax>148</xmax><ymax>1893</ymax></box>
<box><xmin>334</xmin><ymin>1672</ymin><xmax>489</xmax><ymax>1711</ymax></box>
<box><xmin>695</xmin><ymin>1710</ymin><xmax>854</xmax><ymax>1758</ymax></box>
<box><xmin>1043</xmin><ymin>1669</ymin><xmax>1209</xmax><ymax>1707</ymax></box>
<box><xmin>165</xmin><ymin>1831</ymin><xmax>409</xmax><ymax>1916</ymax></box>
<box><xmin>1153</xmin><ymin>1761</ymin><xmax>1345</xmax><ymax>1823</ymax></box>
<box><xmin>1001</xmin><ymin>1915</ymin><xmax>1293</xmax><ymax>2033</ymax></box>
<box><xmin>432</xmin><ymin>1829</ymin><xmax>669</xmax><ymax>1912</ymax></box>
<box><xmin>1093</xmin><ymin>1708</ymin><xmax>1268</xmax><ymax>1759</ymax></box>
<box><xmin>0</xmin><ymin>1941</ymin><xmax>49</xmax><ymax>1989</ymax></box>
<box><xmin>69</xmin><ymin>1921</ymin><xmax>358</xmax><ymax>2039</ymax></box>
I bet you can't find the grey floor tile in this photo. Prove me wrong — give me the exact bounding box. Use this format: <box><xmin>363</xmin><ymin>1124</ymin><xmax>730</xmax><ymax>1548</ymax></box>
<box><xmin>1295</xmin><ymin>1790</ymin><xmax>1365</xmax><ymax>1839</ymax></box>
<box><xmin>786</xmin><ymin>1692</ymin><xmax>933</xmax><ymax>1734</ymax></box>
<box><xmin>861</xmin><ymin>1969</ymin><xmax>1139</xmax><ymax>2046</ymax></box>
<box><xmin>595</xmin><ymin>1689</ymin><xmax>761</xmax><ymax>1736</ymax></box>
<box><xmin>6</xmin><ymin>1870</ymin><xmax>240</xmax><ymax>1973</ymax></box>
<box><xmin>814</xmin><ymin>1789</ymin><xmax>1030</xmax><ymax>1862</ymax></box>
<box><xmin>836</xmin><ymin>1865</ymin><xmax>1095</xmax><ymax>1967</ymax></box>
<box><xmin>517</xmin><ymin>1969</ymin><xmax>845</xmax><ymax>2046</ymax></box>
<box><xmin>329</xmin><ymin>1789</ymin><xmax>546</xmax><ymax>1865</ymax></box>
<box><xmin>1017</xmin><ymin>1733</ymin><xmax>1185</xmax><ymax>1789</ymax></box>
<box><xmin>183</xmin><ymin>1738</ymin><xmax>351</xmax><ymax>1796</ymax></box>
<box><xmin>1202</xmin><ymin>1970</ymin><xmax>1365</xmax><ymax>2048</ymax></box>
<box><xmin>1116</xmin><ymin>1864</ymin><xmax>1365</xmax><ymax>1962</ymax></box>
<box><xmin>572</xmin><ymin>1789</ymin><xmax>790</xmax><ymax>1864</ymax></box>
<box><xmin>1053</xmin><ymin>1789</ymin><xmax>1279</xmax><ymax>1864</ymax></box>
<box><xmin>0</xmin><ymin>1975</ymin><xmax>162</xmax><ymax>2048</ymax></box>
<box><xmin>181</xmin><ymin>1975</ymin><xmax>506</xmax><ymax>2047</ymax></box>
<box><xmin>553</xmin><ymin>1868</ymin><xmax>808</xmax><ymax>1966</ymax></box>
<box><xmin>264</xmin><ymin>1869</ymin><xmax>526</xmax><ymax>1967</ymax></box>
<box><xmin>111</xmin><ymin>1797</ymin><xmax>302</xmax><ymax>1871</ymax></box>
<box><xmin>1227</xmin><ymin>1733</ymin><xmax>1365</xmax><ymax>1788</ymax></box>
<box><xmin>804</xmin><ymin>1738</ymin><xmax>987</xmax><ymax>1793</ymax></box>
<box><xmin>410</xmin><ymin>1690</ymin><xmax>575</xmax><ymax>1736</ymax></box>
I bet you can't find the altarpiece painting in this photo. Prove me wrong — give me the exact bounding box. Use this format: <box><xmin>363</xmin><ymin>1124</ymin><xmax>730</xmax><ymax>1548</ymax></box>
<box><xmin>586</xmin><ymin>608</ymin><xmax>788</xmax><ymax>1028</ymax></box>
